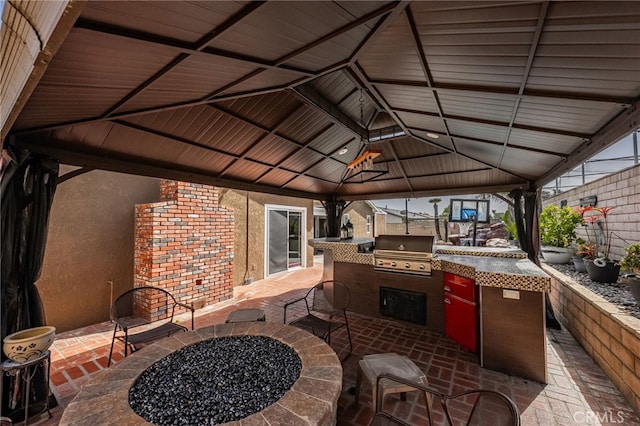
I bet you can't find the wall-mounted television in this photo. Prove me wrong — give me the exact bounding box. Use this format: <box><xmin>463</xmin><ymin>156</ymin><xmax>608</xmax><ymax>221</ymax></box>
<box><xmin>448</xmin><ymin>199</ymin><xmax>490</xmax><ymax>223</ymax></box>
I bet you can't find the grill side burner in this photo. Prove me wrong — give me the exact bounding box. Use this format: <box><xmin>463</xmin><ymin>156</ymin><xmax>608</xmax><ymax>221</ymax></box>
<box><xmin>374</xmin><ymin>235</ymin><xmax>434</xmax><ymax>276</ymax></box>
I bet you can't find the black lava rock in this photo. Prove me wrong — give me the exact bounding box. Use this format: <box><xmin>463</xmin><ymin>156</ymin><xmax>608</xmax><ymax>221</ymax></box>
<box><xmin>550</xmin><ymin>263</ymin><xmax>640</xmax><ymax>319</ymax></box>
<box><xmin>129</xmin><ymin>335</ymin><xmax>302</xmax><ymax>425</ymax></box>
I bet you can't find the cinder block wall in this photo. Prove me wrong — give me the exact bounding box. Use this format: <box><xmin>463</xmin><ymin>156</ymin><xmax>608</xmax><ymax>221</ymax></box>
<box><xmin>544</xmin><ymin>265</ymin><xmax>640</xmax><ymax>413</ymax></box>
<box><xmin>543</xmin><ymin>164</ymin><xmax>640</xmax><ymax>261</ymax></box>
<box><xmin>134</xmin><ymin>180</ymin><xmax>234</xmax><ymax>319</ymax></box>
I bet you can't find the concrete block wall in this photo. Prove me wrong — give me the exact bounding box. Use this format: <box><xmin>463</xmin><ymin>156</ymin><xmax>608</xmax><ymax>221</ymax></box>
<box><xmin>134</xmin><ymin>180</ymin><xmax>234</xmax><ymax>320</ymax></box>
<box><xmin>544</xmin><ymin>265</ymin><xmax>640</xmax><ymax>413</ymax></box>
<box><xmin>543</xmin><ymin>164</ymin><xmax>640</xmax><ymax>261</ymax></box>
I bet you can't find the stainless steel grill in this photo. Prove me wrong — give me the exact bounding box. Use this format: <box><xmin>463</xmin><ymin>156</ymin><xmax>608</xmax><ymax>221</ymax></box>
<box><xmin>373</xmin><ymin>235</ymin><xmax>434</xmax><ymax>276</ymax></box>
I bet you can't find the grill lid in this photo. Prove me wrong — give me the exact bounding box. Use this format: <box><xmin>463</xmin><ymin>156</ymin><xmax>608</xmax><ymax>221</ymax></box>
<box><xmin>374</xmin><ymin>235</ymin><xmax>434</xmax><ymax>253</ymax></box>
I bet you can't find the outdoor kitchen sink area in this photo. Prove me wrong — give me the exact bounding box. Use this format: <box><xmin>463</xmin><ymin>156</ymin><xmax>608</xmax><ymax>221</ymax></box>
<box><xmin>310</xmin><ymin>237</ymin><xmax>550</xmax><ymax>384</ymax></box>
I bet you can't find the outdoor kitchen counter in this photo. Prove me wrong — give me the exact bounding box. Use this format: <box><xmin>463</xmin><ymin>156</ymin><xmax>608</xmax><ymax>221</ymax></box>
<box><xmin>437</xmin><ymin>246</ymin><xmax>549</xmax><ymax>384</ymax></box>
<box><xmin>435</xmin><ymin>246</ymin><xmax>551</xmax><ymax>293</ymax></box>
<box><xmin>309</xmin><ymin>237</ymin><xmax>375</xmax><ymax>265</ymax></box>
<box><xmin>312</xmin><ymin>240</ymin><xmax>549</xmax><ymax>383</ymax></box>
<box><xmin>310</xmin><ymin>239</ymin><xmax>551</xmax><ymax>293</ymax></box>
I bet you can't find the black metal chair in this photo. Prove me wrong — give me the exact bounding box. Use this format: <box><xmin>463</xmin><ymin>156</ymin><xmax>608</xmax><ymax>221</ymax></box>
<box><xmin>371</xmin><ymin>373</ymin><xmax>521</xmax><ymax>426</ymax></box>
<box><xmin>283</xmin><ymin>280</ymin><xmax>352</xmax><ymax>360</ymax></box>
<box><xmin>108</xmin><ymin>286</ymin><xmax>194</xmax><ymax>366</ymax></box>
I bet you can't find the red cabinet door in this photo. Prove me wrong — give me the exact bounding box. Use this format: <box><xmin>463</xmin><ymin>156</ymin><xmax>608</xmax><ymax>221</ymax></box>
<box><xmin>444</xmin><ymin>292</ymin><xmax>478</xmax><ymax>353</ymax></box>
<box><xmin>443</xmin><ymin>272</ymin><xmax>476</xmax><ymax>302</ymax></box>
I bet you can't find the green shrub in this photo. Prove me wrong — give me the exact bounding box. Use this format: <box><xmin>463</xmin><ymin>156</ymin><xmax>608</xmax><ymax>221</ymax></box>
<box><xmin>620</xmin><ymin>243</ymin><xmax>640</xmax><ymax>274</ymax></box>
<box><xmin>502</xmin><ymin>210</ymin><xmax>518</xmax><ymax>240</ymax></box>
<box><xmin>539</xmin><ymin>205</ymin><xmax>582</xmax><ymax>248</ymax></box>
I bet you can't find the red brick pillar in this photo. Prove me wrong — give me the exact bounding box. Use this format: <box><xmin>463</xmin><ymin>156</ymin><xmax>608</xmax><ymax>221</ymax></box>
<box><xmin>134</xmin><ymin>180</ymin><xmax>234</xmax><ymax>320</ymax></box>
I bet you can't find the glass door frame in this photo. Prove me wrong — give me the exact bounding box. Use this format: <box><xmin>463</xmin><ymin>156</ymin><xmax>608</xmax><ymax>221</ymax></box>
<box><xmin>264</xmin><ymin>204</ymin><xmax>307</xmax><ymax>277</ymax></box>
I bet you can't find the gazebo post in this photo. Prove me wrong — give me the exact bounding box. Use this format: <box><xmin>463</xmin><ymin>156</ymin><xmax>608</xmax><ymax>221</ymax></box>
<box><xmin>322</xmin><ymin>199</ymin><xmax>346</xmax><ymax>238</ymax></box>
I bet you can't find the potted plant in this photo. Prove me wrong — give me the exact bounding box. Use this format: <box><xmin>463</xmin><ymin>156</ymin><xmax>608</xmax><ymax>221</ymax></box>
<box><xmin>620</xmin><ymin>242</ymin><xmax>640</xmax><ymax>303</ymax></box>
<box><xmin>571</xmin><ymin>239</ymin><xmax>588</xmax><ymax>273</ymax></box>
<box><xmin>575</xmin><ymin>206</ymin><xmax>620</xmax><ymax>283</ymax></box>
<box><xmin>539</xmin><ymin>205</ymin><xmax>583</xmax><ymax>264</ymax></box>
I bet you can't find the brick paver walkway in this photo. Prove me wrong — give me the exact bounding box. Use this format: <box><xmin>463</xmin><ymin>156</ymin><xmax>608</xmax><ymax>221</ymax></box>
<box><xmin>27</xmin><ymin>257</ymin><xmax>640</xmax><ymax>425</ymax></box>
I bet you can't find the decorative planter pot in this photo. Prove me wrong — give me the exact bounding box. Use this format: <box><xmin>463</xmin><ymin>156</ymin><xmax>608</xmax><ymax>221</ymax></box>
<box><xmin>3</xmin><ymin>326</ymin><xmax>56</xmax><ymax>363</ymax></box>
<box><xmin>572</xmin><ymin>256</ymin><xmax>587</xmax><ymax>273</ymax></box>
<box><xmin>584</xmin><ymin>259</ymin><xmax>621</xmax><ymax>283</ymax></box>
<box><xmin>541</xmin><ymin>246</ymin><xmax>572</xmax><ymax>264</ymax></box>
<box><xmin>621</xmin><ymin>275</ymin><xmax>640</xmax><ymax>304</ymax></box>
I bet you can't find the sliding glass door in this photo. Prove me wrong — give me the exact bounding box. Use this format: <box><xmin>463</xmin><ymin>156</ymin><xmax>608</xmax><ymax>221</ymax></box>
<box><xmin>266</xmin><ymin>205</ymin><xmax>306</xmax><ymax>276</ymax></box>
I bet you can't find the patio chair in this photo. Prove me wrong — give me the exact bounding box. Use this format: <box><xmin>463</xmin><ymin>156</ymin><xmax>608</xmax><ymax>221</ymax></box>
<box><xmin>371</xmin><ymin>373</ymin><xmax>520</xmax><ymax>426</ymax></box>
<box><xmin>108</xmin><ymin>286</ymin><xmax>195</xmax><ymax>366</ymax></box>
<box><xmin>283</xmin><ymin>280</ymin><xmax>352</xmax><ymax>360</ymax></box>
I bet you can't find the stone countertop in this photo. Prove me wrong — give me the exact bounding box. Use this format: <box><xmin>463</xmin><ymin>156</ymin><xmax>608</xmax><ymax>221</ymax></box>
<box><xmin>436</xmin><ymin>253</ymin><xmax>550</xmax><ymax>292</ymax></box>
<box><xmin>434</xmin><ymin>246</ymin><xmax>550</xmax><ymax>292</ymax></box>
<box><xmin>309</xmin><ymin>238</ymin><xmax>375</xmax><ymax>264</ymax></box>
<box><xmin>435</xmin><ymin>245</ymin><xmax>527</xmax><ymax>258</ymax></box>
<box><xmin>437</xmin><ymin>254</ymin><xmax>545</xmax><ymax>277</ymax></box>
<box><xmin>309</xmin><ymin>237</ymin><xmax>375</xmax><ymax>245</ymax></box>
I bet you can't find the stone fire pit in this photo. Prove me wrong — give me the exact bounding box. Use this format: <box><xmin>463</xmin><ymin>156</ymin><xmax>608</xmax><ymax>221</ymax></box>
<box><xmin>60</xmin><ymin>322</ymin><xmax>343</xmax><ymax>425</ymax></box>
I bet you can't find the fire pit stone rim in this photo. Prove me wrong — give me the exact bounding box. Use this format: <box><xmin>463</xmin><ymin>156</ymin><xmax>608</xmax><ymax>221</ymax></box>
<box><xmin>59</xmin><ymin>322</ymin><xmax>342</xmax><ymax>426</ymax></box>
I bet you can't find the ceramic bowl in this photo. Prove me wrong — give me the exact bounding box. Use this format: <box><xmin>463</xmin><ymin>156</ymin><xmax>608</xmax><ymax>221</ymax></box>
<box><xmin>3</xmin><ymin>326</ymin><xmax>56</xmax><ymax>363</ymax></box>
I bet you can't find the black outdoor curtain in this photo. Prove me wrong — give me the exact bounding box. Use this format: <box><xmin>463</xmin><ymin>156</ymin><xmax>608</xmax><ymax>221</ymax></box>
<box><xmin>1</xmin><ymin>147</ymin><xmax>59</xmax><ymax>417</ymax></box>
<box><xmin>524</xmin><ymin>189</ymin><xmax>541</xmax><ymax>263</ymax></box>
<box><xmin>509</xmin><ymin>188</ymin><xmax>540</xmax><ymax>264</ymax></box>
<box><xmin>508</xmin><ymin>187</ymin><xmax>561</xmax><ymax>330</ymax></box>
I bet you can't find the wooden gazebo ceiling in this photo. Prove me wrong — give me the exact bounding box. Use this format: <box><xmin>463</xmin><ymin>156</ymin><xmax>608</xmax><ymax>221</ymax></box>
<box><xmin>5</xmin><ymin>1</ymin><xmax>640</xmax><ymax>201</ymax></box>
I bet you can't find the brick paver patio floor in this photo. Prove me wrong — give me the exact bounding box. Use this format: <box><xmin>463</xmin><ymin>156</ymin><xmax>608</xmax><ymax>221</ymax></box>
<box><xmin>28</xmin><ymin>257</ymin><xmax>640</xmax><ymax>425</ymax></box>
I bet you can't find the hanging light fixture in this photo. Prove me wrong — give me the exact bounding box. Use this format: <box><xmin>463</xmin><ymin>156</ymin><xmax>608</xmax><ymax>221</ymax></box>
<box><xmin>347</xmin><ymin>149</ymin><xmax>382</xmax><ymax>171</ymax></box>
<box><xmin>342</xmin><ymin>88</ymin><xmax>388</xmax><ymax>184</ymax></box>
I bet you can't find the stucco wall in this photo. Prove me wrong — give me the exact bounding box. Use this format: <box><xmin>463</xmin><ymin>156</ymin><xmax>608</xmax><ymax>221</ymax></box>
<box><xmin>219</xmin><ymin>190</ymin><xmax>314</xmax><ymax>287</ymax></box>
<box><xmin>374</xmin><ymin>212</ymin><xmax>386</xmax><ymax>236</ymax></box>
<box><xmin>543</xmin><ymin>163</ymin><xmax>640</xmax><ymax>261</ymax></box>
<box><xmin>385</xmin><ymin>220</ymin><xmax>443</xmax><ymax>236</ymax></box>
<box><xmin>37</xmin><ymin>169</ymin><xmax>317</xmax><ymax>331</ymax></box>
<box><xmin>344</xmin><ymin>201</ymin><xmax>375</xmax><ymax>238</ymax></box>
<box><xmin>38</xmin><ymin>167</ymin><xmax>159</xmax><ymax>332</ymax></box>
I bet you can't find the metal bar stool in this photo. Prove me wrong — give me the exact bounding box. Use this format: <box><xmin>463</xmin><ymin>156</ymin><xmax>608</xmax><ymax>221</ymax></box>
<box><xmin>355</xmin><ymin>352</ymin><xmax>430</xmax><ymax>412</ymax></box>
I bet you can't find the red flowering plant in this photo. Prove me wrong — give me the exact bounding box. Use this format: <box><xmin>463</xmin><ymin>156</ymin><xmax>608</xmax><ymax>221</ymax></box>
<box><xmin>574</xmin><ymin>206</ymin><xmax>616</xmax><ymax>266</ymax></box>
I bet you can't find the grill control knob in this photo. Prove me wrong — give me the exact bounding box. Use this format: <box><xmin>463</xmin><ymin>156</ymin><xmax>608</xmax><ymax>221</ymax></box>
<box><xmin>405</xmin><ymin>263</ymin><xmax>411</xmax><ymax>268</ymax></box>
<box><xmin>391</xmin><ymin>261</ymin><xmax>396</xmax><ymax>267</ymax></box>
<box><xmin>377</xmin><ymin>260</ymin><xmax>384</xmax><ymax>266</ymax></box>
<box><xmin>419</xmin><ymin>264</ymin><xmax>425</xmax><ymax>270</ymax></box>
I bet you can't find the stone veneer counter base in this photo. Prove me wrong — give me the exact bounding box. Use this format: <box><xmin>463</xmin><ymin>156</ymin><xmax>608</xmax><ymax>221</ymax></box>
<box><xmin>60</xmin><ymin>322</ymin><xmax>342</xmax><ymax>426</ymax></box>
